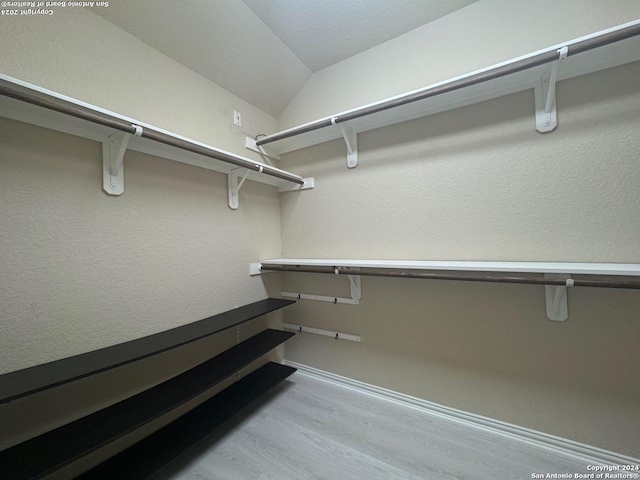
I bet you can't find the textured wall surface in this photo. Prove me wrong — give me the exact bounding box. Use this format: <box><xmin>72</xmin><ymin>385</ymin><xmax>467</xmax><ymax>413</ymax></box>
<box><xmin>281</xmin><ymin>66</ymin><xmax>640</xmax><ymax>262</ymax></box>
<box><xmin>279</xmin><ymin>0</ymin><xmax>640</xmax><ymax>129</ymax></box>
<box><xmin>0</xmin><ymin>8</ymin><xmax>286</xmax><ymax>477</ymax></box>
<box><xmin>0</xmin><ymin>119</ymin><xmax>282</xmax><ymax>372</ymax></box>
<box><xmin>279</xmin><ymin>47</ymin><xmax>640</xmax><ymax>459</ymax></box>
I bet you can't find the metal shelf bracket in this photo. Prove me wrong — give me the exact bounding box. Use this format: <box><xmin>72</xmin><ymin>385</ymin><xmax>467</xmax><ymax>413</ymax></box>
<box><xmin>284</xmin><ymin>323</ymin><xmax>361</xmax><ymax>342</ymax></box>
<box><xmin>228</xmin><ymin>167</ymin><xmax>254</xmax><ymax>210</ymax></box>
<box><xmin>535</xmin><ymin>46</ymin><xmax>568</xmax><ymax>132</ymax></box>
<box><xmin>332</xmin><ymin>117</ymin><xmax>358</xmax><ymax>168</ymax></box>
<box><xmin>545</xmin><ymin>273</ymin><xmax>573</xmax><ymax>321</ymax></box>
<box><xmin>281</xmin><ymin>292</ymin><xmax>360</xmax><ymax>305</ymax></box>
<box><xmin>102</xmin><ymin>124</ymin><xmax>142</xmax><ymax>195</ymax></box>
<box><xmin>281</xmin><ymin>268</ymin><xmax>362</xmax><ymax>305</ymax></box>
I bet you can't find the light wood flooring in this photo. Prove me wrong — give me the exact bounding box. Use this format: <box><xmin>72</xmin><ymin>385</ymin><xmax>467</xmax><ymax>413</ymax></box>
<box><xmin>151</xmin><ymin>371</ymin><xmax>597</xmax><ymax>480</ymax></box>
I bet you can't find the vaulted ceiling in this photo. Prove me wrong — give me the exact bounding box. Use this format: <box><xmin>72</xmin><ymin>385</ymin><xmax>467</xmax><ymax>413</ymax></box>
<box><xmin>95</xmin><ymin>0</ymin><xmax>478</xmax><ymax>116</ymax></box>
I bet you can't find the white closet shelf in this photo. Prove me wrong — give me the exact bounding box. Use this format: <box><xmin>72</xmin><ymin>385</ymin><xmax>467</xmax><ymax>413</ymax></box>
<box><xmin>252</xmin><ymin>259</ymin><xmax>640</xmax><ymax>321</ymax></box>
<box><xmin>255</xmin><ymin>20</ymin><xmax>640</xmax><ymax>158</ymax></box>
<box><xmin>0</xmin><ymin>73</ymin><xmax>311</xmax><ymax>206</ymax></box>
<box><xmin>254</xmin><ymin>259</ymin><xmax>640</xmax><ymax>276</ymax></box>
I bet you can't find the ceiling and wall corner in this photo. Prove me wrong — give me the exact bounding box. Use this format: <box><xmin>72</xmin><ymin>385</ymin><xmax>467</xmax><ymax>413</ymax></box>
<box><xmin>93</xmin><ymin>0</ymin><xmax>479</xmax><ymax>117</ymax></box>
<box><xmin>93</xmin><ymin>0</ymin><xmax>313</xmax><ymax>117</ymax></box>
<box><xmin>240</xmin><ymin>0</ymin><xmax>480</xmax><ymax>72</ymax></box>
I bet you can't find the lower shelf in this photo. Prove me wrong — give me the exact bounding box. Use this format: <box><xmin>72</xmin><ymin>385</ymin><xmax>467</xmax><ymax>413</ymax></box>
<box><xmin>78</xmin><ymin>362</ymin><xmax>296</xmax><ymax>479</ymax></box>
<box><xmin>0</xmin><ymin>329</ymin><xmax>294</xmax><ymax>480</ymax></box>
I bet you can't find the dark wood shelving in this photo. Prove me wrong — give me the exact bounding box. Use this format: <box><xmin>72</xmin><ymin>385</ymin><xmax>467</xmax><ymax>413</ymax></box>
<box><xmin>78</xmin><ymin>362</ymin><xmax>296</xmax><ymax>480</ymax></box>
<box><xmin>0</xmin><ymin>329</ymin><xmax>294</xmax><ymax>480</ymax></box>
<box><xmin>0</xmin><ymin>298</ymin><xmax>294</xmax><ymax>404</ymax></box>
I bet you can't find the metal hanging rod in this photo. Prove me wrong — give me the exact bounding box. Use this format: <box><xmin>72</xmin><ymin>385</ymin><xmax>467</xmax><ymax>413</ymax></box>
<box><xmin>0</xmin><ymin>78</ymin><xmax>304</xmax><ymax>185</ymax></box>
<box><xmin>260</xmin><ymin>265</ymin><xmax>640</xmax><ymax>290</ymax></box>
<box><xmin>256</xmin><ymin>21</ymin><xmax>640</xmax><ymax>147</ymax></box>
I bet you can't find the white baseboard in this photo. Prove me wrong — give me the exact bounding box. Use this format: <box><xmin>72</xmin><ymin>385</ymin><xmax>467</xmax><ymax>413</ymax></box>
<box><xmin>284</xmin><ymin>360</ymin><xmax>639</xmax><ymax>467</ymax></box>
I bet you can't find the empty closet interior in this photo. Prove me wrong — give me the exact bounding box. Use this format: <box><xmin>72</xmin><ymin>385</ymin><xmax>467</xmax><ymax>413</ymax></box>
<box><xmin>1</xmin><ymin>1</ymin><xmax>639</xmax><ymax>478</ymax></box>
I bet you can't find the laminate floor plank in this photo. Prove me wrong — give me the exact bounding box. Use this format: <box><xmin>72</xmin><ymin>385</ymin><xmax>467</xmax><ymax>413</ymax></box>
<box><xmin>151</xmin><ymin>372</ymin><xmax>599</xmax><ymax>480</ymax></box>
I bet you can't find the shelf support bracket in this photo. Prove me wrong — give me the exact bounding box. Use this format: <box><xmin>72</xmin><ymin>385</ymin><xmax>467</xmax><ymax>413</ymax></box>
<box><xmin>102</xmin><ymin>125</ymin><xmax>142</xmax><ymax>196</ymax></box>
<box><xmin>545</xmin><ymin>273</ymin><xmax>573</xmax><ymax>321</ymax></box>
<box><xmin>535</xmin><ymin>46</ymin><xmax>568</xmax><ymax>132</ymax></box>
<box><xmin>348</xmin><ymin>272</ymin><xmax>361</xmax><ymax>301</ymax></box>
<box><xmin>332</xmin><ymin>117</ymin><xmax>357</xmax><ymax>168</ymax></box>
<box><xmin>228</xmin><ymin>167</ymin><xmax>254</xmax><ymax>210</ymax></box>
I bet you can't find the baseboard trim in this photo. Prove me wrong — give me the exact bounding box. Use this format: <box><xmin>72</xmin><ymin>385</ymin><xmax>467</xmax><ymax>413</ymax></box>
<box><xmin>284</xmin><ymin>360</ymin><xmax>639</xmax><ymax>466</ymax></box>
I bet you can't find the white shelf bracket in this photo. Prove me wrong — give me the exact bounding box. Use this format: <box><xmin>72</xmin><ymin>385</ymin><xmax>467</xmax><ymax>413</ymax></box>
<box><xmin>250</xmin><ymin>263</ymin><xmax>268</xmax><ymax>275</ymax></box>
<box><xmin>348</xmin><ymin>273</ymin><xmax>361</xmax><ymax>301</ymax></box>
<box><xmin>332</xmin><ymin>117</ymin><xmax>357</xmax><ymax>168</ymax></box>
<box><xmin>545</xmin><ymin>273</ymin><xmax>573</xmax><ymax>321</ymax></box>
<box><xmin>535</xmin><ymin>46</ymin><xmax>568</xmax><ymax>132</ymax></box>
<box><xmin>102</xmin><ymin>125</ymin><xmax>142</xmax><ymax>196</ymax></box>
<box><xmin>228</xmin><ymin>167</ymin><xmax>254</xmax><ymax>210</ymax></box>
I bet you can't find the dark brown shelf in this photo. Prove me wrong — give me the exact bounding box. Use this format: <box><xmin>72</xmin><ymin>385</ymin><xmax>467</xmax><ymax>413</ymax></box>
<box><xmin>0</xmin><ymin>329</ymin><xmax>295</xmax><ymax>480</ymax></box>
<box><xmin>78</xmin><ymin>362</ymin><xmax>296</xmax><ymax>480</ymax></box>
<box><xmin>0</xmin><ymin>298</ymin><xmax>295</xmax><ymax>404</ymax></box>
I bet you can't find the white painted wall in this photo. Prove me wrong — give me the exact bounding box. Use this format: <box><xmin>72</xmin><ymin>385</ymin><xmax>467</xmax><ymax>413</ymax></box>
<box><xmin>0</xmin><ymin>7</ymin><xmax>285</xmax><ymax>475</ymax></box>
<box><xmin>278</xmin><ymin>0</ymin><xmax>640</xmax><ymax>457</ymax></box>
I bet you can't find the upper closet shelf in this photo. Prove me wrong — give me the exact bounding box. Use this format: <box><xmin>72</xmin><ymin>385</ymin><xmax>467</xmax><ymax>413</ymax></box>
<box><xmin>0</xmin><ymin>74</ymin><xmax>312</xmax><ymax>209</ymax></box>
<box><xmin>255</xmin><ymin>20</ymin><xmax>640</xmax><ymax>162</ymax></box>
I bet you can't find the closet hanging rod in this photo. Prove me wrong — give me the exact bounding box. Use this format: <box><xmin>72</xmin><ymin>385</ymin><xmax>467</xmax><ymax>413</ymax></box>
<box><xmin>256</xmin><ymin>21</ymin><xmax>640</xmax><ymax>147</ymax></box>
<box><xmin>260</xmin><ymin>265</ymin><xmax>640</xmax><ymax>289</ymax></box>
<box><xmin>0</xmin><ymin>78</ymin><xmax>304</xmax><ymax>185</ymax></box>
